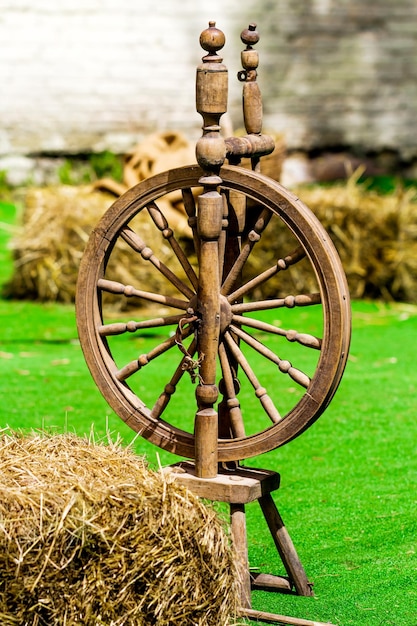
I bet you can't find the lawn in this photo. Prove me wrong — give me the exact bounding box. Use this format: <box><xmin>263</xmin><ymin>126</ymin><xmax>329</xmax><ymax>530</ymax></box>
<box><xmin>1</xmin><ymin>198</ymin><xmax>417</xmax><ymax>625</ymax></box>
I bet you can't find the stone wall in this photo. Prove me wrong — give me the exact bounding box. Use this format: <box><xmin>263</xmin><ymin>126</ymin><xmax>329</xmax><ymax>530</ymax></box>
<box><xmin>258</xmin><ymin>0</ymin><xmax>417</xmax><ymax>160</ymax></box>
<box><xmin>0</xmin><ymin>0</ymin><xmax>416</xmax><ymax>170</ymax></box>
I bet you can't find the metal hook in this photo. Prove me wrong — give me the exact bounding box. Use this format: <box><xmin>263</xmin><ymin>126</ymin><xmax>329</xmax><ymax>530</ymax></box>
<box><xmin>175</xmin><ymin>313</ymin><xmax>204</xmax><ymax>384</ymax></box>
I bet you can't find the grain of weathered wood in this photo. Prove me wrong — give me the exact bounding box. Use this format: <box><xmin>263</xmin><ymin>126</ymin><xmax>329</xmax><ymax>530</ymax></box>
<box><xmin>231</xmin><ymin>503</ymin><xmax>251</xmax><ymax>608</ymax></box>
<box><xmin>164</xmin><ymin>463</ymin><xmax>280</xmax><ymax>503</ymax></box>
<box><xmin>194</xmin><ymin>408</ymin><xmax>218</xmax><ymax>478</ymax></box>
<box><xmin>250</xmin><ymin>572</ymin><xmax>292</xmax><ymax>593</ymax></box>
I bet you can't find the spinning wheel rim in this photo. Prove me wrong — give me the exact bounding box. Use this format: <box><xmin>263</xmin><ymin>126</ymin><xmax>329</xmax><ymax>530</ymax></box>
<box><xmin>76</xmin><ymin>164</ymin><xmax>351</xmax><ymax>462</ymax></box>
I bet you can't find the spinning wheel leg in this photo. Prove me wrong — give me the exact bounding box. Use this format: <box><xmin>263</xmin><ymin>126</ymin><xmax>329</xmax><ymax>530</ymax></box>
<box><xmin>230</xmin><ymin>496</ymin><xmax>312</xmax><ymax>605</ymax></box>
<box><xmin>258</xmin><ymin>494</ymin><xmax>313</xmax><ymax>596</ymax></box>
<box><xmin>230</xmin><ymin>503</ymin><xmax>251</xmax><ymax>608</ymax></box>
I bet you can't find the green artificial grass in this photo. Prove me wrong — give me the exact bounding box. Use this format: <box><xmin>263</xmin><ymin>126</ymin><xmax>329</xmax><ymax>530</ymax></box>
<box><xmin>245</xmin><ymin>301</ymin><xmax>417</xmax><ymax>625</ymax></box>
<box><xmin>1</xmin><ymin>198</ymin><xmax>417</xmax><ymax>625</ymax></box>
<box><xmin>0</xmin><ymin>200</ymin><xmax>17</xmax><ymax>286</ymax></box>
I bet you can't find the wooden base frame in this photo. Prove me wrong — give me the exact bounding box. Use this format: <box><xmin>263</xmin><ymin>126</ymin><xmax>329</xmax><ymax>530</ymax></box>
<box><xmin>165</xmin><ymin>463</ymin><xmax>335</xmax><ymax>625</ymax></box>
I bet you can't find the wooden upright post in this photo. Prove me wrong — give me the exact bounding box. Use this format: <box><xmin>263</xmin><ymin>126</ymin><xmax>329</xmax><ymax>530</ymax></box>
<box><xmin>238</xmin><ymin>22</ymin><xmax>263</xmax><ymax>172</ymax></box>
<box><xmin>239</xmin><ymin>23</ymin><xmax>263</xmax><ymax>136</ymax></box>
<box><xmin>194</xmin><ymin>22</ymin><xmax>228</xmax><ymax>478</ymax></box>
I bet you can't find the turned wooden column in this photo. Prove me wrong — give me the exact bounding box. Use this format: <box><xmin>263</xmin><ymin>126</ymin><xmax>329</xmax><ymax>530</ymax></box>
<box><xmin>194</xmin><ymin>22</ymin><xmax>228</xmax><ymax>478</ymax></box>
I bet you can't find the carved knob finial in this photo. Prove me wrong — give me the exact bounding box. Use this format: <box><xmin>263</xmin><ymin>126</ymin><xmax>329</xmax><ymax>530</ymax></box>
<box><xmin>239</xmin><ymin>23</ymin><xmax>263</xmax><ymax>137</ymax></box>
<box><xmin>200</xmin><ymin>21</ymin><xmax>226</xmax><ymax>59</ymax></box>
<box><xmin>240</xmin><ymin>23</ymin><xmax>259</xmax><ymax>48</ymax></box>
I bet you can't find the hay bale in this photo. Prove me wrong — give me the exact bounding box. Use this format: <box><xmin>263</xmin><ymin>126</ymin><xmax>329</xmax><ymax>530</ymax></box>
<box><xmin>4</xmin><ymin>132</ymin><xmax>195</xmax><ymax>304</ymax></box>
<box><xmin>0</xmin><ymin>431</ymin><xmax>240</xmax><ymax>626</ymax></box>
<box><xmin>6</xmin><ymin>130</ymin><xmax>417</xmax><ymax>304</ymax></box>
<box><xmin>4</xmin><ymin>184</ymin><xmax>190</xmax><ymax>305</ymax></box>
<box><xmin>294</xmin><ymin>173</ymin><xmax>417</xmax><ymax>301</ymax></box>
<box><xmin>4</xmin><ymin>185</ymin><xmax>114</xmax><ymax>302</ymax></box>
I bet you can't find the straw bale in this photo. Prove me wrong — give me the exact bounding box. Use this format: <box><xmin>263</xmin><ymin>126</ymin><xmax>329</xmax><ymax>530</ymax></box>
<box><xmin>4</xmin><ymin>132</ymin><xmax>195</xmax><ymax>304</ymax></box>
<box><xmin>4</xmin><ymin>185</ymin><xmax>113</xmax><ymax>303</ymax></box>
<box><xmin>294</xmin><ymin>172</ymin><xmax>417</xmax><ymax>301</ymax></box>
<box><xmin>4</xmin><ymin>185</ymin><xmax>190</xmax><ymax>305</ymax></box>
<box><xmin>6</xmin><ymin>128</ymin><xmax>417</xmax><ymax>304</ymax></box>
<box><xmin>0</xmin><ymin>431</ymin><xmax>240</xmax><ymax>626</ymax></box>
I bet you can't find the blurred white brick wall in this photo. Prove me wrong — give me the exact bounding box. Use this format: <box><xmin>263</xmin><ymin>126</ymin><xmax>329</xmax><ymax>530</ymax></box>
<box><xmin>0</xmin><ymin>0</ymin><xmax>416</xmax><ymax>161</ymax></box>
<box><xmin>0</xmin><ymin>0</ymin><xmax>249</xmax><ymax>156</ymax></box>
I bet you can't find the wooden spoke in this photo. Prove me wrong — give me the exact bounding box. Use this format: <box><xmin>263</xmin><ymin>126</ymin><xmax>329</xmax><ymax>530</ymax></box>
<box><xmin>182</xmin><ymin>187</ymin><xmax>200</xmax><ymax>258</ymax></box>
<box><xmin>218</xmin><ymin>342</ymin><xmax>245</xmax><ymax>438</ymax></box>
<box><xmin>230</xmin><ymin>324</ymin><xmax>311</xmax><ymax>389</ymax></box>
<box><xmin>77</xmin><ymin>165</ymin><xmax>350</xmax><ymax>462</ymax></box>
<box><xmin>151</xmin><ymin>338</ymin><xmax>197</xmax><ymax>419</ymax></box>
<box><xmin>232</xmin><ymin>314</ymin><xmax>322</xmax><ymax>350</ymax></box>
<box><xmin>146</xmin><ymin>201</ymin><xmax>199</xmax><ymax>291</ymax></box>
<box><xmin>97</xmin><ymin>278</ymin><xmax>189</xmax><ymax>310</ymax></box>
<box><xmin>223</xmin><ymin>330</ymin><xmax>282</xmax><ymax>423</ymax></box>
<box><xmin>228</xmin><ymin>246</ymin><xmax>306</xmax><ymax>303</ymax></box>
<box><xmin>115</xmin><ymin>334</ymin><xmax>178</xmax><ymax>382</ymax></box>
<box><xmin>221</xmin><ymin>207</ymin><xmax>272</xmax><ymax>296</ymax></box>
<box><xmin>121</xmin><ymin>225</ymin><xmax>195</xmax><ymax>299</ymax></box>
<box><xmin>115</xmin><ymin>323</ymin><xmax>194</xmax><ymax>382</ymax></box>
<box><xmin>99</xmin><ymin>313</ymin><xmax>184</xmax><ymax>337</ymax></box>
<box><xmin>231</xmin><ymin>293</ymin><xmax>321</xmax><ymax>315</ymax></box>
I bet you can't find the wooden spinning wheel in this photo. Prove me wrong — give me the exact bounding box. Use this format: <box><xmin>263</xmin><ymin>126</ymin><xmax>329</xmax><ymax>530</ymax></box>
<box><xmin>76</xmin><ymin>164</ymin><xmax>350</xmax><ymax>463</ymax></box>
<box><xmin>76</xmin><ymin>22</ymin><xmax>350</xmax><ymax>624</ymax></box>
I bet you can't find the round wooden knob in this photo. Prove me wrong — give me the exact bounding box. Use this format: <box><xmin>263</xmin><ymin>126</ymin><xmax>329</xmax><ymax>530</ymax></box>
<box><xmin>241</xmin><ymin>23</ymin><xmax>259</xmax><ymax>47</ymax></box>
<box><xmin>200</xmin><ymin>21</ymin><xmax>225</xmax><ymax>56</ymax></box>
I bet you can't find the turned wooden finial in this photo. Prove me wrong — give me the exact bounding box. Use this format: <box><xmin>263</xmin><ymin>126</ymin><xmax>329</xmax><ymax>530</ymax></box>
<box><xmin>195</xmin><ymin>22</ymin><xmax>228</xmax><ymax>178</ymax></box>
<box><xmin>241</xmin><ymin>22</ymin><xmax>260</xmax><ymax>47</ymax></box>
<box><xmin>199</xmin><ymin>21</ymin><xmax>226</xmax><ymax>59</ymax></box>
<box><xmin>240</xmin><ymin>23</ymin><xmax>260</xmax><ymax>82</ymax></box>
<box><xmin>238</xmin><ymin>23</ymin><xmax>263</xmax><ymax>143</ymax></box>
